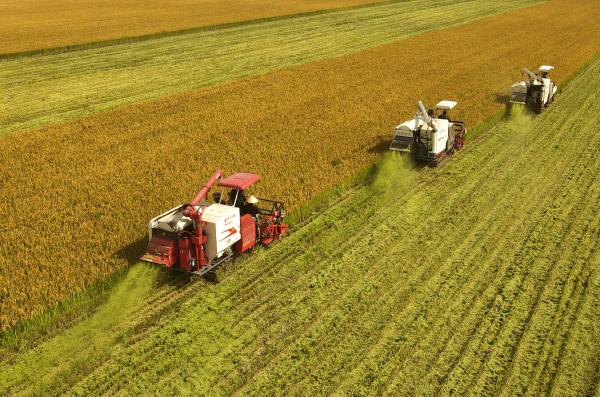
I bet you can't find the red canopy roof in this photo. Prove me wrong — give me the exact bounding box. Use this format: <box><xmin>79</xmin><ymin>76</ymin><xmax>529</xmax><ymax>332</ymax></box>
<box><xmin>218</xmin><ymin>173</ymin><xmax>261</xmax><ymax>190</ymax></box>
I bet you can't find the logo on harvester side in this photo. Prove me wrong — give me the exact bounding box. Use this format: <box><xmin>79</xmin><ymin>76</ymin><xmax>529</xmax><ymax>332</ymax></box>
<box><xmin>219</xmin><ymin>227</ymin><xmax>238</xmax><ymax>242</ymax></box>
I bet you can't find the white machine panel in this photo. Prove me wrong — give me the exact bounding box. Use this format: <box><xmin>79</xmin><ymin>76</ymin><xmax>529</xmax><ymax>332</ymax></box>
<box><xmin>429</xmin><ymin>119</ymin><xmax>449</xmax><ymax>155</ymax></box>
<box><xmin>201</xmin><ymin>204</ymin><xmax>241</xmax><ymax>261</ymax></box>
<box><xmin>542</xmin><ymin>78</ymin><xmax>552</xmax><ymax>104</ymax></box>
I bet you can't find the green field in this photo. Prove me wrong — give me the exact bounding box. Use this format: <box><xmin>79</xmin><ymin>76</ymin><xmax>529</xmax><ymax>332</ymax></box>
<box><xmin>2</xmin><ymin>52</ymin><xmax>599</xmax><ymax>396</ymax></box>
<box><xmin>0</xmin><ymin>0</ymin><xmax>539</xmax><ymax>135</ymax></box>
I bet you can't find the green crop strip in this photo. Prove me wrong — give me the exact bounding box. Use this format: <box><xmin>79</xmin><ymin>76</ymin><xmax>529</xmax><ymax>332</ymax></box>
<box><xmin>0</xmin><ymin>0</ymin><xmax>393</xmax><ymax>60</ymax></box>
<box><xmin>1</xmin><ymin>53</ymin><xmax>599</xmax><ymax>396</ymax></box>
<box><xmin>0</xmin><ymin>0</ymin><xmax>540</xmax><ymax>135</ymax></box>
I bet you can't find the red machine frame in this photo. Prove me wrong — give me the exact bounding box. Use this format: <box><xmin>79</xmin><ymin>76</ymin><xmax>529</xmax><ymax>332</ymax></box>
<box><xmin>142</xmin><ymin>170</ymin><xmax>287</xmax><ymax>276</ymax></box>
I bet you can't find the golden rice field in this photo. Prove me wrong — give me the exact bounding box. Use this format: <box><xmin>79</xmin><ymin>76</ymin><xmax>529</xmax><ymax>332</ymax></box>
<box><xmin>0</xmin><ymin>0</ymin><xmax>381</xmax><ymax>54</ymax></box>
<box><xmin>1</xmin><ymin>0</ymin><xmax>600</xmax><ymax>330</ymax></box>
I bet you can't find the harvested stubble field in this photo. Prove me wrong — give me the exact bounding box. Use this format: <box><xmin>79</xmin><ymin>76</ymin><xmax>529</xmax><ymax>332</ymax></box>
<box><xmin>0</xmin><ymin>0</ymin><xmax>381</xmax><ymax>54</ymax></box>
<box><xmin>1</xmin><ymin>54</ymin><xmax>599</xmax><ymax>395</ymax></box>
<box><xmin>1</xmin><ymin>0</ymin><xmax>600</xmax><ymax>330</ymax></box>
<box><xmin>0</xmin><ymin>0</ymin><xmax>538</xmax><ymax>134</ymax></box>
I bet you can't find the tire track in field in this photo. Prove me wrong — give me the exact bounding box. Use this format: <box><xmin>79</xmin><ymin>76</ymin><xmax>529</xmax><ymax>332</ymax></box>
<box><xmin>436</xmin><ymin>155</ymin><xmax>580</xmax><ymax>390</ymax></box>
<box><xmin>278</xmin><ymin>124</ymin><xmax>564</xmax><ymax>392</ymax></box>
<box><xmin>380</xmin><ymin>125</ymin><xmax>592</xmax><ymax>394</ymax></box>
<box><xmin>387</xmin><ymin>144</ymin><xmax>579</xmax><ymax>395</ymax></box>
<box><xmin>460</xmin><ymin>156</ymin><xmax>597</xmax><ymax>395</ymax></box>
<box><xmin>234</xmin><ymin>172</ymin><xmax>516</xmax><ymax>395</ymax></box>
<box><xmin>221</xmin><ymin>196</ymin><xmax>444</xmax><ymax>393</ymax></box>
<box><xmin>429</xmin><ymin>154</ymin><xmax>594</xmax><ymax>390</ymax></box>
<box><xmin>440</xmin><ymin>108</ymin><xmax>600</xmax><ymax>392</ymax></box>
<box><xmin>520</xmin><ymin>198</ymin><xmax>599</xmax><ymax>396</ymax></box>
<box><xmin>497</xmin><ymin>128</ymin><xmax>600</xmax><ymax>394</ymax></box>
<box><xmin>467</xmin><ymin>81</ymin><xmax>600</xmax><ymax>396</ymax></box>
<box><xmin>330</xmin><ymin>106</ymin><xmax>568</xmax><ymax>394</ymax></box>
<box><xmin>547</xmin><ymin>233</ymin><xmax>600</xmax><ymax>395</ymax></box>
<box><xmin>288</xmin><ymin>192</ymin><xmax>528</xmax><ymax>394</ymax></box>
<box><xmin>264</xmin><ymin>110</ymin><xmax>552</xmax><ymax>394</ymax></box>
<box><xmin>437</xmin><ymin>184</ymin><xmax>599</xmax><ymax>397</ymax></box>
<box><xmin>424</xmin><ymin>83</ymin><xmax>596</xmax><ymax>386</ymax></box>
<box><xmin>432</xmin><ymin>92</ymin><xmax>593</xmax><ymax>392</ymax></box>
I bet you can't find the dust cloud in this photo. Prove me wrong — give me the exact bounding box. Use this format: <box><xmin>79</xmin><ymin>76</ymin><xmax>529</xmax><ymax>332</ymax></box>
<box><xmin>3</xmin><ymin>264</ymin><xmax>159</xmax><ymax>394</ymax></box>
<box><xmin>369</xmin><ymin>152</ymin><xmax>417</xmax><ymax>197</ymax></box>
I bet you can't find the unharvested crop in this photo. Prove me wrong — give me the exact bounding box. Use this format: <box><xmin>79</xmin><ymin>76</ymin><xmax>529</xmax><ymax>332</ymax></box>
<box><xmin>0</xmin><ymin>0</ymin><xmax>539</xmax><ymax>134</ymax></box>
<box><xmin>1</xmin><ymin>55</ymin><xmax>599</xmax><ymax>395</ymax></box>
<box><xmin>1</xmin><ymin>0</ymin><xmax>600</xmax><ymax>330</ymax></box>
<box><xmin>0</xmin><ymin>0</ymin><xmax>381</xmax><ymax>54</ymax></box>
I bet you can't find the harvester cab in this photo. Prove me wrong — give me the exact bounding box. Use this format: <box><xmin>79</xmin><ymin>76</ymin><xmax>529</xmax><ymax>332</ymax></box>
<box><xmin>390</xmin><ymin>100</ymin><xmax>466</xmax><ymax>166</ymax></box>
<box><xmin>214</xmin><ymin>173</ymin><xmax>287</xmax><ymax>245</ymax></box>
<box><xmin>510</xmin><ymin>65</ymin><xmax>557</xmax><ymax>113</ymax></box>
<box><xmin>141</xmin><ymin>170</ymin><xmax>287</xmax><ymax>276</ymax></box>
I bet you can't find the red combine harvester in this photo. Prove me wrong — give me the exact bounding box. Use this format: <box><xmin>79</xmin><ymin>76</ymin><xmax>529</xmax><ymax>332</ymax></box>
<box><xmin>141</xmin><ymin>170</ymin><xmax>287</xmax><ymax>276</ymax></box>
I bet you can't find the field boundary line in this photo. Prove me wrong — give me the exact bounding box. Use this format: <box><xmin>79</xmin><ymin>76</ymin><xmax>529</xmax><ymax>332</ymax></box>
<box><xmin>0</xmin><ymin>0</ymin><xmax>403</xmax><ymax>60</ymax></box>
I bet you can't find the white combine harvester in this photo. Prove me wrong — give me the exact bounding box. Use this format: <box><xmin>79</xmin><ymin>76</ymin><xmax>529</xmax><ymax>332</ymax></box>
<box><xmin>390</xmin><ymin>100</ymin><xmax>466</xmax><ymax>166</ymax></box>
<box><xmin>510</xmin><ymin>65</ymin><xmax>557</xmax><ymax>113</ymax></box>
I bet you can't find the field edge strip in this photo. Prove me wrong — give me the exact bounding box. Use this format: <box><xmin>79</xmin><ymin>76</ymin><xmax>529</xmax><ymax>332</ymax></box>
<box><xmin>0</xmin><ymin>0</ymin><xmax>396</xmax><ymax>60</ymax></box>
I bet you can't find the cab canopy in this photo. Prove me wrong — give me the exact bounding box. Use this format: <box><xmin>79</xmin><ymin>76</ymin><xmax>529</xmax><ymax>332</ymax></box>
<box><xmin>436</xmin><ymin>100</ymin><xmax>457</xmax><ymax>110</ymax></box>
<box><xmin>218</xmin><ymin>173</ymin><xmax>261</xmax><ymax>190</ymax></box>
